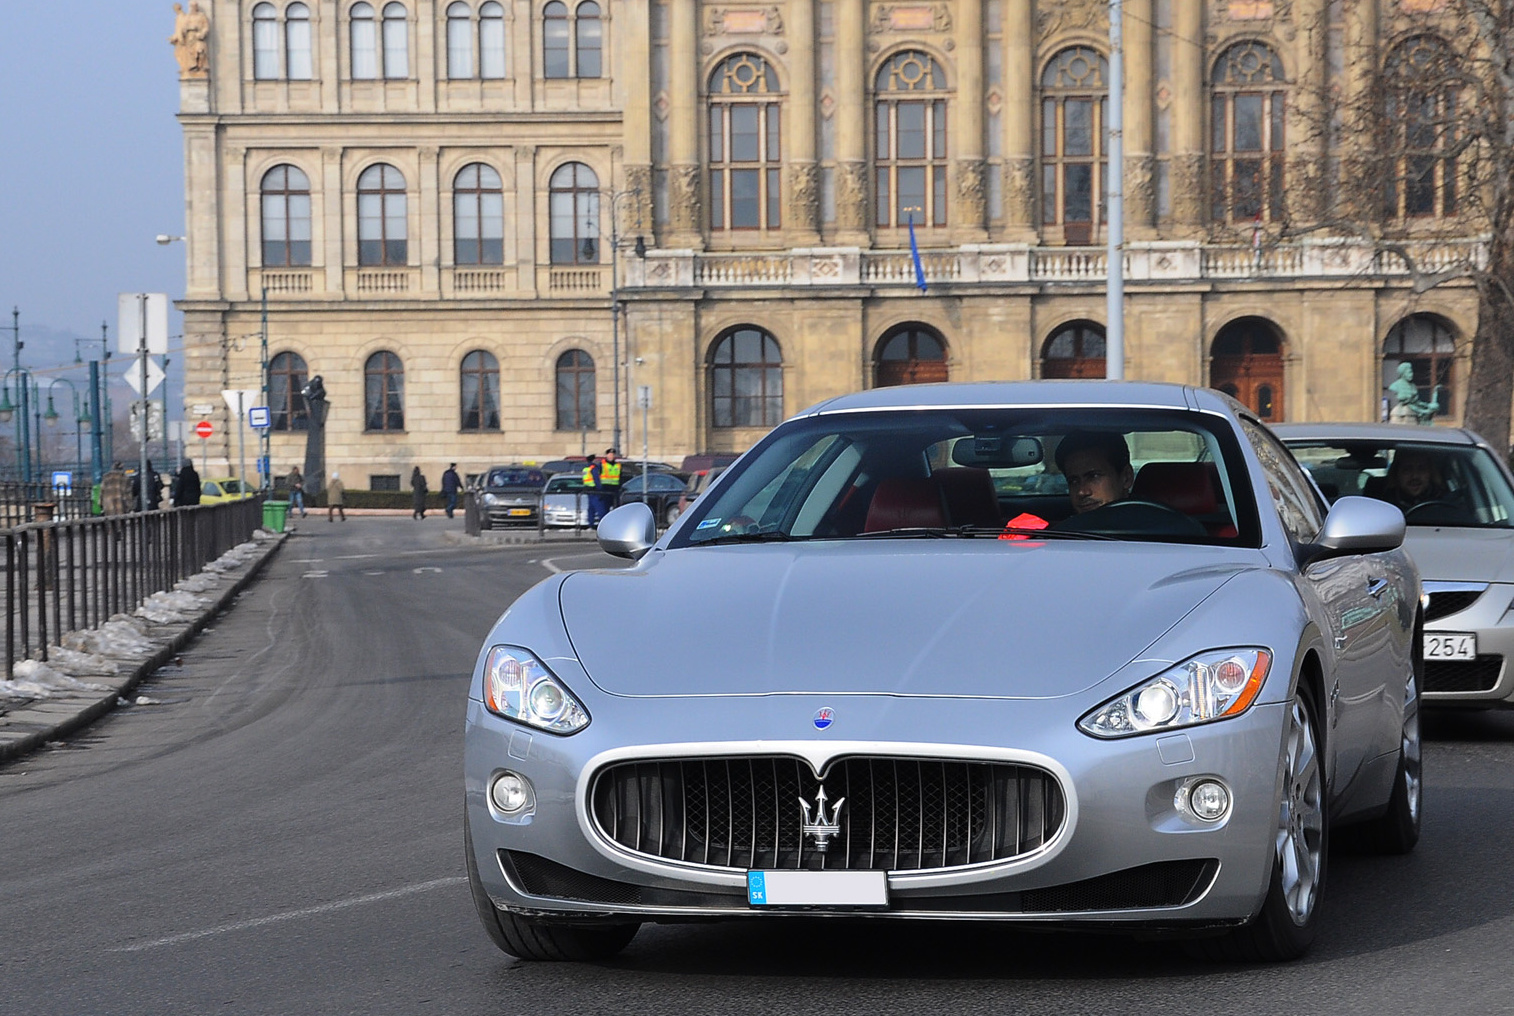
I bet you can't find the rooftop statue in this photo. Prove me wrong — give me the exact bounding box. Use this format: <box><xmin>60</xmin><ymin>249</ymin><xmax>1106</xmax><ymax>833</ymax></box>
<box><xmin>170</xmin><ymin>2</ymin><xmax>211</xmax><ymax>80</ymax></box>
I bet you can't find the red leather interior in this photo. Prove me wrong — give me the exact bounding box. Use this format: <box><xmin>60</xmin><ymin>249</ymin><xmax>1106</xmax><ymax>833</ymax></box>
<box><xmin>934</xmin><ymin>467</ymin><xmax>1001</xmax><ymax>528</ymax></box>
<box><xmin>863</xmin><ymin>478</ymin><xmax>949</xmax><ymax>532</ymax></box>
<box><xmin>1132</xmin><ymin>462</ymin><xmax>1220</xmax><ymax>514</ymax></box>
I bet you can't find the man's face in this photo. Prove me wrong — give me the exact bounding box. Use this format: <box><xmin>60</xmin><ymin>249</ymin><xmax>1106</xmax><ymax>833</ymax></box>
<box><xmin>1064</xmin><ymin>448</ymin><xmax>1131</xmax><ymax>514</ymax></box>
<box><xmin>606</xmin><ymin>452</ymin><xmax>617</xmax><ymax>462</ymax></box>
<box><xmin>1397</xmin><ymin>454</ymin><xmax>1433</xmax><ymax>497</ymax></box>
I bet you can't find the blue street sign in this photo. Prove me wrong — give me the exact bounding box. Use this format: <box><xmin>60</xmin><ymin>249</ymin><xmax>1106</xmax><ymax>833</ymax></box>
<box><xmin>247</xmin><ymin>405</ymin><xmax>272</xmax><ymax>429</ymax></box>
<box><xmin>51</xmin><ymin>471</ymin><xmax>72</xmax><ymax>493</ymax></box>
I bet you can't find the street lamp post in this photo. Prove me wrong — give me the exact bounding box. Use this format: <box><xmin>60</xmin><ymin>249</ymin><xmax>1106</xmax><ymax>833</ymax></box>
<box><xmin>607</xmin><ymin>188</ymin><xmax>645</xmax><ymax>455</ymax></box>
<box><xmin>0</xmin><ymin>367</ymin><xmax>37</xmax><ymax>486</ymax></box>
<box><xmin>46</xmin><ymin>377</ymin><xmax>91</xmax><ymax>484</ymax></box>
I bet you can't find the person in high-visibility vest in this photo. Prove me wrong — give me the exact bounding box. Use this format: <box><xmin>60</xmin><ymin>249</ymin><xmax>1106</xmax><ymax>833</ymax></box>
<box><xmin>581</xmin><ymin>454</ymin><xmax>603</xmax><ymax>525</ymax></box>
<box><xmin>596</xmin><ymin>448</ymin><xmax>623</xmax><ymax>525</ymax></box>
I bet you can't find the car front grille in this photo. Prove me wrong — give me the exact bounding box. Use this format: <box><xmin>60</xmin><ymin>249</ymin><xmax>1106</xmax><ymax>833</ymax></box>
<box><xmin>1424</xmin><ymin>654</ymin><xmax>1503</xmax><ymax>693</ymax></box>
<box><xmin>589</xmin><ymin>756</ymin><xmax>1066</xmax><ymax>872</ymax></box>
<box><xmin>1425</xmin><ymin>590</ymin><xmax>1485</xmax><ymax>622</ymax></box>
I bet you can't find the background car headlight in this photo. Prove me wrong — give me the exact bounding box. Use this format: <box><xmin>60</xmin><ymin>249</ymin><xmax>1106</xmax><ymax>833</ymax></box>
<box><xmin>481</xmin><ymin>493</ymin><xmax>498</xmax><ymax>506</ymax></box>
<box><xmin>482</xmin><ymin>646</ymin><xmax>589</xmax><ymax>734</ymax></box>
<box><xmin>1078</xmin><ymin>648</ymin><xmax>1272</xmax><ymax>738</ymax></box>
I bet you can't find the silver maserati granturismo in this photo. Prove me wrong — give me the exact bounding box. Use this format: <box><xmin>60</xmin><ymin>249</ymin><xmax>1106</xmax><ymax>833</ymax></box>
<box><xmin>465</xmin><ymin>381</ymin><xmax>1421</xmax><ymax>964</ymax></box>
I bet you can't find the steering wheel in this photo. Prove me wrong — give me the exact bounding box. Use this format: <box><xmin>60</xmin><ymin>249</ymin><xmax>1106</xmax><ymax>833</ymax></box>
<box><xmin>1403</xmin><ymin>499</ymin><xmax>1467</xmax><ymax>524</ymax></box>
<box><xmin>1056</xmin><ymin>498</ymin><xmax>1209</xmax><ymax>537</ymax></box>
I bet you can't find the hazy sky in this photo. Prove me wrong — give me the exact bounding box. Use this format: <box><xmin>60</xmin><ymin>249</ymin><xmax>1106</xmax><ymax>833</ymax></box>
<box><xmin>0</xmin><ymin>2</ymin><xmax>186</xmax><ymax>374</ymax></box>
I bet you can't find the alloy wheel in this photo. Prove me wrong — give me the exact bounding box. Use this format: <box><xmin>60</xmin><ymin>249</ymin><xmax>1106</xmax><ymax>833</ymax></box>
<box><xmin>1402</xmin><ymin>667</ymin><xmax>1422</xmax><ymax>825</ymax></box>
<box><xmin>1275</xmin><ymin>695</ymin><xmax>1324</xmax><ymax>926</ymax></box>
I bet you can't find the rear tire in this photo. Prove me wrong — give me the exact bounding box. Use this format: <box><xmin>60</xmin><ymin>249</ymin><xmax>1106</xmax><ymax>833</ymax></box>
<box><xmin>1194</xmin><ymin>688</ymin><xmax>1327</xmax><ymax>963</ymax></box>
<box><xmin>465</xmin><ymin>812</ymin><xmax>639</xmax><ymax>961</ymax></box>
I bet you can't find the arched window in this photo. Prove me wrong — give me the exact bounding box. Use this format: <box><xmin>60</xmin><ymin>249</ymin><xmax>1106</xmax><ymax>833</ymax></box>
<box><xmin>253</xmin><ymin>3</ymin><xmax>279</xmax><ymax>79</ymax></box>
<box><xmin>364</xmin><ymin>351</ymin><xmax>405</xmax><ymax>431</ymax></box>
<box><xmin>709</xmin><ymin>53</ymin><xmax>782</xmax><ymax>231</ymax></box>
<box><xmin>1211</xmin><ymin>42</ymin><xmax>1286</xmax><ymax>224</ymax></box>
<box><xmin>460</xmin><ymin>350</ymin><xmax>501</xmax><ymax>430</ymax></box>
<box><xmin>1211</xmin><ymin>318</ymin><xmax>1285</xmax><ymax>421</ymax></box>
<box><xmin>261</xmin><ymin>165</ymin><xmax>313</xmax><ymax>267</ymax></box>
<box><xmin>350</xmin><ymin>2</ymin><xmax>377</xmax><ymax>79</ymax></box>
<box><xmin>874</xmin><ymin>323</ymin><xmax>948</xmax><ymax>387</ymax></box>
<box><xmin>1383</xmin><ymin>35</ymin><xmax>1459</xmax><ymax>220</ymax></box>
<box><xmin>549</xmin><ymin>162</ymin><xmax>599</xmax><ymax>264</ymax></box>
<box><xmin>480</xmin><ymin>2</ymin><xmax>506</xmax><ymax>78</ymax></box>
<box><xmin>575</xmin><ymin>1</ymin><xmax>602</xmax><ymax>78</ymax></box>
<box><xmin>710</xmin><ymin>327</ymin><xmax>783</xmax><ymax>428</ymax></box>
<box><xmin>382</xmin><ymin>2</ymin><xmax>409</xmax><ymax>78</ymax></box>
<box><xmin>268</xmin><ymin>351</ymin><xmax>309</xmax><ymax>431</ymax></box>
<box><xmin>286</xmin><ymin>3</ymin><xmax>313</xmax><ymax>79</ymax></box>
<box><xmin>1040</xmin><ymin>46</ymin><xmax>1108</xmax><ymax>244</ymax></box>
<box><xmin>1041</xmin><ymin>321</ymin><xmax>1106</xmax><ymax>379</ymax></box>
<box><xmin>875</xmin><ymin>51</ymin><xmax>948</xmax><ymax>229</ymax></box>
<box><xmin>446</xmin><ymin>2</ymin><xmax>473</xmax><ymax>78</ymax></box>
<box><xmin>453</xmin><ymin>163</ymin><xmax>504</xmax><ymax>265</ymax></box>
<box><xmin>1383</xmin><ymin>315</ymin><xmax>1454</xmax><ymax>418</ymax></box>
<box><xmin>556</xmin><ymin>349</ymin><xmax>596</xmax><ymax>430</ymax></box>
<box><xmin>357</xmin><ymin>164</ymin><xmax>407</xmax><ymax>266</ymax></box>
<box><xmin>543</xmin><ymin>1</ymin><xmax>570</xmax><ymax>78</ymax></box>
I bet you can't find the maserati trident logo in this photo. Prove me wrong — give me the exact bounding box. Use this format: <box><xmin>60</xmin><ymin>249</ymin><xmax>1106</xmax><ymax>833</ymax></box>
<box><xmin>798</xmin><ymin>786</ymin><xmax>845</xmax><ymax>853</ymax></box>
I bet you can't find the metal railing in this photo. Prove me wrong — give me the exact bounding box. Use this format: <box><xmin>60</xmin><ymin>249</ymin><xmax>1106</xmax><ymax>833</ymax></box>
<box><xmin>0</xmin><ymin>483</ymin><xmax>94</xmax><ymax>528</ymax></box>
<box><xmin>3</xmin><ymin>497</ymin><xmax>265</xmax><ymax>678</ymax></box>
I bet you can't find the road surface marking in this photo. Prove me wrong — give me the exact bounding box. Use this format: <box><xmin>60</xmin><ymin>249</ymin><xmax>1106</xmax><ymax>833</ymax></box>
<box><xmin>302</xmin><ymin>570</ymin><xmax>329</xmax><ymax>579</ymax></box>
<box><xmin>541</xmin><ymin>551</ymin><xmax>611</xmax><ymax>574</ymax></box>
<box><xmin>109</xmin><ymin>877</ymin><xmax>468</xmax><ymax>952</ymax></box>
<box><xmin>413</xmin><ymin>566</ymin><xmax>442</xmax><ymax>574</ymax></box>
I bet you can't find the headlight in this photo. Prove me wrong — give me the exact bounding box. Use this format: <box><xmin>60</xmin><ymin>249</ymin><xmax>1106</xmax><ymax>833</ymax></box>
<box><xmin>481</xmin><ymin>493</ymin><xmax>498</xmax><ymax>505</ymax></box>
<box><xmin>1077</xmin><ymin>648</ymin><xmax>1272</xmax><ymax>739</ymax></box>
<box><xmin>482</xmin><ymin>646</ymin><xmax>590</xmax><ymax>734</ymax></box>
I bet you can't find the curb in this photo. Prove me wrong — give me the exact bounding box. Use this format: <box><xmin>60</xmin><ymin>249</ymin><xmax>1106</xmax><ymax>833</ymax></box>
<box><xmin>0</xmin><ymin>532</ymin><xmax>289</xmax><ymax>764</ymax></box>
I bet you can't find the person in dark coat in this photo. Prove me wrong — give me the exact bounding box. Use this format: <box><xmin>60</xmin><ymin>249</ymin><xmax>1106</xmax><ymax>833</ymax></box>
<box><xmin>441</xmin><ymin>463</ymin><xmax>462</xmax><ymax>519</ymax></box>
<box><xmin>172</xmin><ymin>459</ymin><xmax>202</xmax><ymax>506</ymax></box>
<box><xmin>411</xmin><ymin>466</ymin><xmax>429</xmax><ymax>520</ymax></box>
<box><xmin>130</xmin><ymin>460</ymin><xmax>164</xmax><ymax>511</ymax></box>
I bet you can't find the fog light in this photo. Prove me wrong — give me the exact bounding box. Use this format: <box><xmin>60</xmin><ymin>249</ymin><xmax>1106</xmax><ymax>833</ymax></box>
<box><xmin>490</xmin><ymin>771</ymin><xmax>533</xmax><ymax>814</ymax></box>
<box><xmin>1186</xmin><ymin>779</ymin><xmax>1231</xmax><ymax>822</ymax></box>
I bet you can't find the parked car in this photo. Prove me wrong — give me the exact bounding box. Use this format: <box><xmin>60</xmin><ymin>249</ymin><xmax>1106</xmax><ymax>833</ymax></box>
<box><xmin>541</xmin><ymin>472</ymin><xmax>592</xmax><ymax>528</ymax></box>
<box><xmin>1277</xmin><ymin>422</ymin><xmax>1514</xmax><ymax>709</ymax></box>
<box><xmin>679</xmin><ymin>452</ymin><xmax>740</xmax><ymax>474</ymax></box>
<box><xmin>466</xmin><ymin>381</ymin><xmax>1420</xmax><ymax>964</ymax></box>
<box><xmin>476</xmin><ymin>466</ymin><xmax>547</xmax><ymax>528</ymax></box>
<box><xmin>614</xmin><ymin>470</ymin><xmax>691</xmax><ymax>527</ymax></box>
<box><xmin>200</xmin><ymin>478</ymin><xmax>255</xmax><ymax>505</ymax></box>
<box><xmin>539</xmin><ymin>458</ymin><xmax>589</xmax><ymax>477</ymax></box>
<box><xmin>673</xmin><ymin>465</ymin><xmax>727</xmax><ymax>521</ymax></box>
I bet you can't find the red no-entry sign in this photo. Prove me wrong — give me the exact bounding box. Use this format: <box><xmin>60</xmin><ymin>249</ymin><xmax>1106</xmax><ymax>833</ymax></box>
<box><xmin>194</xmin><ymin>420</ymin><xmax>214</xmax><ymax>439</ymax></box>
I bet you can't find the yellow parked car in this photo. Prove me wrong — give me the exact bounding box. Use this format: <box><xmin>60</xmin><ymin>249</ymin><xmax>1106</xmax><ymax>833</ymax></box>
<box><xmin>200</xmin><ymin>477</ymin><xmax>256</xmax><ymax>505</ymax></box>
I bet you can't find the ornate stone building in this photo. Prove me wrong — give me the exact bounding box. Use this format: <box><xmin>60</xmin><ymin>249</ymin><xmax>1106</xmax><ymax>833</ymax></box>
<box><xmin>175</xmin><ymin>0</ymin><xmax>1482</xmax><ymax>489</ymax></box>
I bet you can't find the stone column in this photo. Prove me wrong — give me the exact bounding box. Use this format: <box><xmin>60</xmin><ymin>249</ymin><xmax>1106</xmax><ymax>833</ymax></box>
<box><xmin>516</xmin><ymin>145</ymin><xmax>538</xmax><ymax>293</ymax></box>
<box><xmin>1340</xmin><ymin>0</ymin><xmax>1378</xmax><ymax>222</ymax></box>
<box><xmin>1169</xmin><ymin>0</ymin><xmax>1204</xmax><ymax>230</ymax></box>
<box><xmin>320</xmin><ymin>0</ymin><xmax>341</xmax><ymax>110</ymax></box>
<box><xmin>321</xmin><ymin>146</ymin><xmax>344</xmax><ymax>295</ymax></box>
<box><xmin>1122</xmin><ymin>0</ymin><xmax>1155</xmax><ymax>234</ymax></box>
<box><xmin>787</xmin><ymin>0</ymin><xmax>821</xmax><ymax>242</ymax></box>
<box><xmin>1001</xmin><ymin>0</ymin><xmax>1035</xmax><ymax>236</ymax></box>
<box><xmin>419</xmin><ymin>147</ymin><xmax>440</xmax><ymax>292</ymax></box>
<box><xmin>666</xmin><ymin>0</ymin><xmax>701</xmax><ymax>245</ymax></box>
<box><xmin>225</xmin><ymin>147</ymin><xmax>249</xmax><ymax>302</ymax></box>
<box><xmin>834</xmin><ymin>0</ymin><xmax>868</xmax><ymax>242</ymax></box>
<box><xmin>953</xmin><ymin>0</ymin><xmax>986</xmax><ymax>238</ymax></box>
<box><xmin>1291</xmin><ymin>0</ymin><xmax>1329</xmax><ymax>224</ymax></box>
<box><xmin>620</xmin><ymin>0</ymin><xmax>655</xmax><ymax>235</ymax></box>
<box><xmin>183</xmin><ymin>126</ymin><xmax>221</xmax><ymax>300</ymax></box>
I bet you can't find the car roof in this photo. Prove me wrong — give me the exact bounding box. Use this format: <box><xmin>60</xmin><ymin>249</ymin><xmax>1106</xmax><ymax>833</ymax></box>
<box><xmin>797</xmin><ymin>380</ymin><xmax>1209</xmax><ymax>416</ymax></box>
<box><xmin>1272</xmin><ymin>422</ymin><xmax>1478</xmax><ymax>446</ymax></box>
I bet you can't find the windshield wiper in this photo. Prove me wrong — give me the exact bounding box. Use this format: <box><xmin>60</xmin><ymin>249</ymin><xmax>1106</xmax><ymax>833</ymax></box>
<box><xmin>694</xmin><ymin>529</ymin><xmax>804</xmax><ymax>545</ymax></box>
<box><xmin>856</xmin><ymin>525</ymin><xmax>1114</xmax><ymax>541</ymax></box>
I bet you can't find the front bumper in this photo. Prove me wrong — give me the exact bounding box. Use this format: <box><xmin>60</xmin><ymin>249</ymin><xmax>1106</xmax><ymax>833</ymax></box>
<box><xmin>483</xmin><ymin>501</ymin><xmax>539</xmax><ymax>525</ymax></box>
<box><xmin>464</xmin><ymin>694</ymin><xmax>1285</xmax><ymax>927</ymax></box>
<box><xmin>1423</xmin><ymin>582</ymin><xmax>1514</xmax><ymax>706</ymax></box>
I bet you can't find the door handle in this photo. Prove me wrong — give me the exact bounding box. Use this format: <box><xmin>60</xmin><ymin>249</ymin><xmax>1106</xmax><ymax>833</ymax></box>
<box><xmin>1367</xmin><ymin>577</ymin><xmax>1389</xmax><ymax>599</ymax></box>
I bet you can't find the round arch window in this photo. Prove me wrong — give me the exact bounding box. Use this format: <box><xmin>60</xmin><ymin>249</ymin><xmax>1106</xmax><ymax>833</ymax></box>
<box><xmin>1041</xmin><ymin>321</ymin><xmax>1106</xmax><ymax>379</ymax></box>
<box><xmin>1210</xmin><ymin>318</ymin><xmax>1285</xmax><ymax>420</ymax></box>
<box><xmin>874</xmin><ymin>324</ymin><xmax>948</xmax><ymax>387</ymax></box>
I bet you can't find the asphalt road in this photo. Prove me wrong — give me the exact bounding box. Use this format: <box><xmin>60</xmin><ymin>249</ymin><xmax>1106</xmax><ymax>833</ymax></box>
<box><xmin>3</xmin><ymin>518</ymin><xmax>1514</xmax><ymax>1015</ymax></box>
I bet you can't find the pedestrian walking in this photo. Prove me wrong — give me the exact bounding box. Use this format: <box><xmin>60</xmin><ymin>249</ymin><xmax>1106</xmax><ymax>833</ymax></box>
<box><xmin>287</xmin><ymin>465</ymin><xmax>307</xmax><ymax>517</ymax></box>
<box><xmin>327</xmin><ymin>471</ymin><xmax>346</xmax><ymax>521</ymax></box>
<box><xmin>130</xmin><ymin>460</ymin><xmax>163</xmax><ymax>511</ymax></box>
<box><xmin>172</xmin><ymin>459</ymin><xmax>201</xmax><ymax>506</ymax></box>
<box><xmin>441</xmin><ymin>463</ymin><xmax>462</xmax><ymax>519</ymax></box>
<box><xmin>411</xmin><ymin>466</ymin><xmax>429</xmax><ymax>520</ymax></box>
<box><xmin>101</xmin><ymin>462</ymin><xmax>130</xmax><ymax>515</ymax></box>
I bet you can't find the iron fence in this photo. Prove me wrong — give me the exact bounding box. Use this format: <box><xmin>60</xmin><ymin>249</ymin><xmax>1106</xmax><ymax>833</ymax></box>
<box><xmin>4</xmin><ymin>497</ymin><xmax>266</xmax><ymax>679</ymax></box>
<box><xmin>0</xmin><ymin>482</ymin><xmax>94</xmax><ymax>528</ymax></box>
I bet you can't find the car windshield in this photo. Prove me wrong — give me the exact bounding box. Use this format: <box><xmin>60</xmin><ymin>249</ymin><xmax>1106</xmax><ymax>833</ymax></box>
<box><xmin>675</xmin><ymin>408</ymin><xmax>1259</xmax><ymax>547</ymax></box>
<box><xmin>487</xmin><ymin>468</ymin><xmax>545</xmax><ymax>488</ymax></box>
<box><xmin>545</xmin><ymin>475</ymin><xmax>590</xmax><ymax>493</ymax></box>
<box><xmin>221</xmin><ymin>479</ymin><xmax>243</xmax><ymax>494</ymax></box>
<box><xmin>1285</xmin><ymin>439</ymin><xmax>1514</xmax><ymax>528</ymax></box>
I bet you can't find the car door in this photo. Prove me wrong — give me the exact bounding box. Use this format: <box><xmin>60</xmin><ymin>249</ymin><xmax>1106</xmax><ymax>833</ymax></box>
<box><xmin>1243</xmin><ymin>420</ymin><xmax>1383</xmax><ymax>791</ymax></box>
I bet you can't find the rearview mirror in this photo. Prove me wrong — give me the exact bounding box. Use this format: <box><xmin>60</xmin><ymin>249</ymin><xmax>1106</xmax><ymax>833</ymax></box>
<box><xmin>1302</xmin><ymin>495</ymin><xmax>1405</xmax><ymax>565</ymax></box>
<box><xmin>597</xmin><ymin>502</ymin><xmax>657</xmax><ymax>560</ymax></box>
<box><xmin>951</xmin><ymin>435</ymin><xmax>1044</xmax><ymax>469</ymax></box>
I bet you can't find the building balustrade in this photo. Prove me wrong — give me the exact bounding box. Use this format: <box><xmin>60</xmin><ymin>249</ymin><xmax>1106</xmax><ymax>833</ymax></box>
<box><xmin>449</xmin><ymin>267</ymin><xmax>515</xmax><ymax>295</ymax></box>
<box><xmin>255</xmin><ymin>269</ymin><xmax>316</xmax><ymax>295</ymax></box>
<box><xmin>350</xmin><ymin>268</ymin><xmax>415</xmax><ymax>295</ymax></box>
<box><xmin>548</xmin><ymin>266</ymin><xmax>606</xmax><ymax>293</ymax></box>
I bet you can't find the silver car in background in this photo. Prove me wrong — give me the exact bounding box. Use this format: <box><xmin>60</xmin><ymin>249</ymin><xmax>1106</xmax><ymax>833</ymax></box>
<box><xmin>466</xmin><ymin>382</ymin><xmax>1420</xmax><ymax>965</ymax></box>
<box><xmin>1278</xmin><ymin>422</ymin><xmax>1514</xmax><ymax>708</ymax></box>
<box><xmin>541</xmin><ymin>472</ymin><xmax>592</xmax><ymax>528</ymax></box>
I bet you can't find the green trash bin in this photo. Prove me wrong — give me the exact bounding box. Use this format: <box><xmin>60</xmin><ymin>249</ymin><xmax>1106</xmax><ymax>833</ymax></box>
<box><xmin>262</xmin><ymin>500</ymin><xmax>290</xmax><ymax>533</ymax></box>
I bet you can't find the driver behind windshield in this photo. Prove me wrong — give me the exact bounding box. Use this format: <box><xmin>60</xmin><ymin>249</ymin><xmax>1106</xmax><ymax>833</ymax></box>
<box><xmin>1381</xmin><ymin>448</ymin><xmax>1449</xmax><ymax>510</ymax></box>
<box><xmin>1057</xmin><ymin>431</ymin><xmax>1134</xmax><ymax>515</ymax></box>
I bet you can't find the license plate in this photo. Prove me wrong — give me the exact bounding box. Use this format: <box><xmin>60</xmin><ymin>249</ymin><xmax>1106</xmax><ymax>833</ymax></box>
<box><xmin>746</xmin><ymin>870</ymin><xmax>887</xmax><ymax>907</ymax></box>
<box><xmin>1424</xmin><ymin>632</ymin><xmax>1477</xmax><ymax>661</ymax></box>
<box><xmin>507</xmin><ymin>508</ymin><xmax>531</xmax><ymax>517</ymax></box>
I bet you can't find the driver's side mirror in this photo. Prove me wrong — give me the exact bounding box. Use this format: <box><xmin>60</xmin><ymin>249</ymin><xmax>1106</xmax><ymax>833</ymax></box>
<box><xmin>1301</xmin><ymin>495</ymin><xmax>1405</xmax><ymax>566</ymax></box>
<box><xmin>597</xmin><ymin>502</ymin><xmax>657</xmax><ymax>560</ymax></box>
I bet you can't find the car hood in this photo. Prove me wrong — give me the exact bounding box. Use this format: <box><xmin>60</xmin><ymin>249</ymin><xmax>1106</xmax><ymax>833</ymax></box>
<box><xmin>1405</xmin><ymin>526</ymin><xmax>1514</xmax><ymax>585</ymax></box>
<box><xmin>560</xmin><ymin>541</ymin><xmax>1256</xmax><ymax>699</ymax></box>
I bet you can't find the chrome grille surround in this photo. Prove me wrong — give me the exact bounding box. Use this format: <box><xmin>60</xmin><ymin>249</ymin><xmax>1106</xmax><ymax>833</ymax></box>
<box><xmin>575</xmin><ymin>742</ymin><xmax>1077</xmax><ymax>888</ymax></box>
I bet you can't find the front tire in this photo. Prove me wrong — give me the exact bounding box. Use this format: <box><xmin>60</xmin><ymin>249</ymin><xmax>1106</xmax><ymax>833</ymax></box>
<box><xmin>1198</xmin><ymin>689</ymin><xmax>1327</xmax><ymax>962</ymax></box>
<box><xmin>465</xmin><ymin>813</ymin><xmax>639</xmax><ymax>961</ymax></box>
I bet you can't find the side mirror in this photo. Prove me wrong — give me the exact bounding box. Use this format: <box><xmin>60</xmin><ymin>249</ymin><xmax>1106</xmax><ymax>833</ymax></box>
<box><xmin>597</xmin><ymin>502</ymin><xmax>656</xmax><ymax>560</ymax></box>
<box><xmin>1303</xmin><ymin>495</ymin><xmax>1405</xmax><ymax>565</ymax></box>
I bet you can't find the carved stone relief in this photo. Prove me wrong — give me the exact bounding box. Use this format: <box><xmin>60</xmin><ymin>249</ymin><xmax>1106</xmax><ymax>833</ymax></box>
<box><xmin>1035</xmin><ymin>0</ymin><xmax>1107</xmax><ymax>40</ymax></box>
<box><xmin>669</xmin><ymin>164</ymin><xmax>702</xmax><ymax>234</ymax></box>
<box><xmin>1125</xmin><ymin>156</ymin><xmax>1155</xmax><ymax>226</ymax></box>
<box><xmin>1170</xmin><ymin>154</ymin><xmax>1206</xmax><ymax>224</ymax></box>
<box><xmin>624</xmin><ymin>165</ymin><xmax>654</xmax><ymax>234</ymax></box>
<box><xmin>956</xmin><ymin>159</ymin><xmax>986</xmax><ymax>226</ymax></box>
<box><xmin>836</xmin><ymin>161</ymin><xmax>869</xmax><ymax>231</ymax></box>
<box><xmin>868</xmin><ymin>4</ymin><xmax>952</xmax><ymax>34</ymax></box>
<box><xmin>1004</xmin><ymin>159</ymin><xmax>1035</xmax><ymax>226</ymax></box>
<box><xmin>788</xmin><ymin>163</ymin><xmax>820</xmax><ymax>232</ymax></box>
<box><xmin>705</xmin><ymin>6</ymin><xmax>785</xmax><ymax>36</ymax></box>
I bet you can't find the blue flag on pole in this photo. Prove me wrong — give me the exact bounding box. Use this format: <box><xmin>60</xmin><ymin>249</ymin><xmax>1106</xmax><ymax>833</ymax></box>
<box><xmin>908</xmin><ymin>213</ymin><xmax>928</xmax><ymax>292</ymax></box>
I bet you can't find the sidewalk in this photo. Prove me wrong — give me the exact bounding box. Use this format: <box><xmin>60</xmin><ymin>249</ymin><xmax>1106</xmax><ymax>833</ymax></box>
<box><xmin>0</xmin><ymin>531</ymin><xmax>287</xmax><ymax>762</ymax></box>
